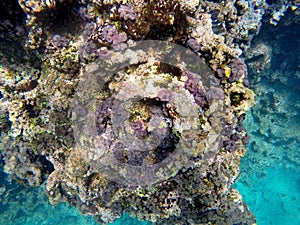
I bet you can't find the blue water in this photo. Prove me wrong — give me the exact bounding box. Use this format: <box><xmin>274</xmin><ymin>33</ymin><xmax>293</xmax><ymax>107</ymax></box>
<box><xmin>0</xmin><ymin>169</ymin><xmax>151</xmax><ymax>225</ymax></box>
<box><xmin>236</xmin><ymin>167</ymin><xmax>300</xmax><ymax>225</ymax></box>
<box><xmin>235</xmin><ymin>76</ymin><xmax>300</xmax><ymax>224</ymax></box>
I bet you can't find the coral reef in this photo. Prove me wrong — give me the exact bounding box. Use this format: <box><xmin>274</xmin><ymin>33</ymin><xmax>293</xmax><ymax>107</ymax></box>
<box><xmin>0</xmin><ymin>168</ymin><xmax>108</xmax><ymax>225</ymax></box>
<box><xmin>238</xmin><ymin>8</ymin><xmax>300</xmax><ymax>179</ymax></box>
<box><xmin>234</xmin><ymin>9</ymin><xmax>300</xmax><ymax>224</ymax></box>
<box><xmin>244</xmin><ymin>43</ymin><xmax>272</xmax><ymax>74</ymax></box>
<box><xmin>267</xmin><ymin>0</ymin><xmax>299</xmax><ymax>25</ymax></box>
<box><xmin>1</xmin><ymin>0</ymin><xmax>288</xmax><ymax>224</ymax></box>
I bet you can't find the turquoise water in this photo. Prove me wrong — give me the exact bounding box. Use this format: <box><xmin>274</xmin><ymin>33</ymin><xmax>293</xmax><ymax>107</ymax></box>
<box><xmin>0</xmin><ymin>169</ymin><xmax>151</xmax><ymax>225</ymax></box>
<box><xmin>235</xmin><ymin>75</ymin><xmax>300</xmax><ymax>224</ymax></box>
<box><xmin>237</xmin><ymin>167</ymin><xmax>300</xmax><ymax>225</ymax></box>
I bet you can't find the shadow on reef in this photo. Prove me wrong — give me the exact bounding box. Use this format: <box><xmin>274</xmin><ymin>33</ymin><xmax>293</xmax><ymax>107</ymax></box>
<box><xmin>0</xmin><ymin>0</ymin><xmax>40</xmax><ymax>66</ymax></box>
<box><xmin>241</xmin><ymin>5</ymin><xmax>300</xmax><ymax>179</ymax></box>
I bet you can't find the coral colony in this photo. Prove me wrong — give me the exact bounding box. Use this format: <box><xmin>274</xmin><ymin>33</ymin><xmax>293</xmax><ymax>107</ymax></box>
<box><xmin>0</xmin><ymin>0</ymin><xmax>298</xmax><ymax>225</ymax></box>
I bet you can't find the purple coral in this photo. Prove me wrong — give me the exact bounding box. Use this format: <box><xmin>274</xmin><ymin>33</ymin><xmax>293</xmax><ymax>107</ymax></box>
<box><xmin>208</xmin><ymin>87</ymin><xmax>225</xmax><ymax>100</ymax></box>
<box><xmin>79</xmin><ymin>42</ymin><xmax>111</xmax><ymax>62</ymax></box>
<box><xmin>102</xmin><ymin>25</ymin><xmax>127</xmax><ymax>45</ymax></box>
<box><xmin>242</xmin><ymin>133</ymin><xmax>250</xmax><ymax>145</ymax></box>
<box><xmin>187</xmin><ymin>38</ymin><xmax>202</xmax><ymax>52</ymax></box>
<box><xmin>184</xmin><ymin>75</ymin><xmax>199</xmax><ymax>94</ymax></box>
<box><xmin>127</xmin><ymin>150</ymin><xmax>148</xmax><ymax>166</ymax></box>
<box><xmin>216</xmin><ymin>68</ymin><xmax>225</xmax><ymax>79</ymax></box>
<box><xmin>83</xmin><ymin>22</ymin><xmax>101</xmax><ymax>42</ymax></box>
<box><xmin>96</xmin><ymin>47</ymin><xmax>111</xmax><ymax>59</ymax></box>
<box><xmin>95</xmin><ymin>98</ymin><xmax>113</xmax><ymax>135</ymax></box>
<box><xmin>118</xmin><ymin>5</ymin><xmax>137</xmax><ymax>20</ymax></box>
<box><xmin>101</xmin><ymin>24</ymin><xmax>128</xmax><ymax>50</ymax></box>
<box><xmin>235</xmin><ymin>121</ymin><xmax>245</xmax><ymax>132</ymax></box>
<box><xmin>193</xmin><ymin>89</ymin><xmax>208</xmax><ymax>107</ymax></box>
<box><xmin>112</xmin><ymin>141</ymin><xmax>126</xmax><ymax>162</ymax></box>
<box><xmin>130</xmin><ymin>121</ymin><xmax>147</xmax><ymax>137</ymax></box>
<box><xmin>155</xmin><ymin>133</ymin><xmax>178</xmax><ymax>162</ymax></box>
<box><xmin>112</xmin><ymin>43</ymin><xmax>127</xmax><ymax>51</ymax></box>
<box><xmin>223</xmin><ymin>140</ymin><xmax>237</xmax><ymax>152</ymax></box>
<box><xmin>113</xmin><ymin>32</ymin><xmax>127</xmax><ymax>45</ymax></box>
<box><xmin>222</xmin><ymin>124</ymin><xmax>233</xmax><ymax>136</ymax></box>
<box><xmin>102</xmin><ymin>25</ymin><xmax>117</xmax><ymax>43</ymax></box>
<box><xmin>228</xmin><ymin>58</ymin><xmax>248</xmax><ymax>83</ymax></box>
<box><xmin>184</xmin><ymin>75</ymin><xmax>208</xmax><ymax>107</ymax></box>
<box><xmin>157</xmin><ymin>89</ymin><xmax>173</xmax><ymax>102</ymax></box>
<box><xmin>79</xmin><ymin>41</ymin><xmax>98</xmax><ymax>62</ymax></box>
<box><xmin>230</xmin><ymin>134</ymin><xmax>240</xmax><ymax>142</ymax></box>
<box><xmin>148</xmin><ymin>114</ymin><xmax>170</xmax><ymax>137</ymax></box>
<box><xmin>112</xmin><ymin>141</ymin><xmax>148</xmax><ymax>166</ymax></box>
<box><xmin>49</xmin><ymin>34</ymin><xmax>69</xmax><ymax>49</ymax></box>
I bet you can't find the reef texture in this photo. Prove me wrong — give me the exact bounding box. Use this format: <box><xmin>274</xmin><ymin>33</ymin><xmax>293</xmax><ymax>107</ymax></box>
<box><xmin>234</xmin><ymin>8</ymin><xmax>300</xmax><ymax>223</ymax></box>
<box><xmin>240</xmin><ymin>7</ymin><xmax>300</xmax><ymax>179</ymax></box>
<box><xmin>0</xmin><ymin>0</ymin><xmax>297</xmax><ymax>224</ymax></box>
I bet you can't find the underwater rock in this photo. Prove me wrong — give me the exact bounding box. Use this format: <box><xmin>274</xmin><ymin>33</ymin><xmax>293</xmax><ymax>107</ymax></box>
<box><xmin>238</xmin><ymin>6</ymin><xmax>300</xmax><ymax>188</ymax></box>
<box><xmin>244</xmin><ymin>43</ymin><xmax>272</xmax><ymax>74</ymax></box>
